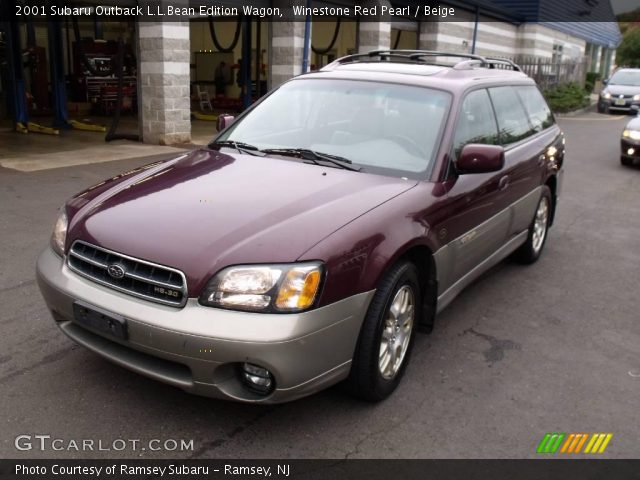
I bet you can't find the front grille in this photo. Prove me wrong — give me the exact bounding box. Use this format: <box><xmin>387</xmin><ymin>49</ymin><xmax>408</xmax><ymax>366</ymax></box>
<box><xmin>67</xmin><ymin>241</ymin><xmax>187</xmax><ymax>307</ymax></box>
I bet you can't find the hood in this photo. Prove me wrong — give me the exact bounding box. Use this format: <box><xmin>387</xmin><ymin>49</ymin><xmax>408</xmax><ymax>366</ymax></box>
<box><xmin>67</xmin><ymin>149</ymin><xmax>417</xmax><ymax>294</ymax></box>
<box><xmin>626</xmin><ymin>116</ymin><xmax>640</xmax><ymax>131</ymax></box>
<box><xmin>604</xmin><ymin>84</ymin><xmax>640</xmax><ymax>96</ymax></box>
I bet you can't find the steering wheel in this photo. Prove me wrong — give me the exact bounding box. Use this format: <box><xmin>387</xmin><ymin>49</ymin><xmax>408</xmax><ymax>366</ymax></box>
<box><xmin>388</xmin><ymin>134</ymin><xmax>427</xmax><ymax>157</ymax></box>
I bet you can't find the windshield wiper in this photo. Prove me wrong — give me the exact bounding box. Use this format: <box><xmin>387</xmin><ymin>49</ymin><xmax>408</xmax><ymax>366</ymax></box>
<box><xmin>261</xmin><ymin>148</ymin><xmax>361</xmax><ymax>171</ymax></box>
<box><xmin>210</xmin><ymin>140</ymin><xmax>265</xmax><ymax>156</ymax></box>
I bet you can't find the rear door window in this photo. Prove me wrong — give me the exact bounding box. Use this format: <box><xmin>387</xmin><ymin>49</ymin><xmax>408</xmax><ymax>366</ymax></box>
<box><xmin>488</xmin><ymin>86</ymin><xmax>536</xmax><ymax>145</ymax></box>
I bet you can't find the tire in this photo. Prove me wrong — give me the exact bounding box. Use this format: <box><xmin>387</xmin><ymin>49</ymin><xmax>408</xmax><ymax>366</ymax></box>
<box><xmin>345</xmin><ymin>261</ymin><xmax>421</xmax><ymax>402</ymax></box>
<box><xmin>597</xmin><ymin>103</ymin><xmax>608</xmax><ymax>114</ymax></box>
<box><xmin>621</xmin><ymin>156</ymin><xmax>632</xmax><ymax>167</ymax></box>
<box><xmin>513</xmin><ymin>185</ymin><xmax>552</xmax><ymax>265</ymax></box>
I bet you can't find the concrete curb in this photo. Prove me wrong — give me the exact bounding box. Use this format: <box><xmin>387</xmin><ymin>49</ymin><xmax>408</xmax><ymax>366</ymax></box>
<box><xmin>555</xmin><ymin>98</ymin><xmax>598</xmax><ymax>118</ymax></box>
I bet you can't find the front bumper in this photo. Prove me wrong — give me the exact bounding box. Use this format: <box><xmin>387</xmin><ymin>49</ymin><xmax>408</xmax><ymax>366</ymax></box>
<box><xmin>599</xmin><ymin>96</ymin><xmax>640</xmax><ymax>111</ymax></box>
<box><xmin>621</xmin><ymin>138</ymin><xmax>640</xmax><ymax>163</ymax></box>
<box><xmin>36</xmin><ymin>247</ymin><xmax>374</xmax><ymax>403</ymax></box>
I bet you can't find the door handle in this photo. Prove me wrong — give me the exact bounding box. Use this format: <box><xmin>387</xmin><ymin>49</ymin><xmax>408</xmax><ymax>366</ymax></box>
<box><xmin>498</xmin><ymin>175</ymin><xmax>510</xmax><ymax>191</ymax></box>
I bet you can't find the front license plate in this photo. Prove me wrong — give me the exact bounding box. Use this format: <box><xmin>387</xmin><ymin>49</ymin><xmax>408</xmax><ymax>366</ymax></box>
<box><xmin>73</xmin><ymin>302</ymin><xmax>128</xmax><ymax>340</ymax></box>
<box><xmin>615</xmin><ymin>98</ymin><xmax>626</xmax><ymax>105</ymax></box>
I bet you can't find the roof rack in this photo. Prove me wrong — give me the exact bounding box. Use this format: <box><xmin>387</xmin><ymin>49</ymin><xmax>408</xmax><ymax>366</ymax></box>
<box><xmin>326</xmin><ymin>50</ymin><xmax>522</xmax><ymax>72</ymax></box>
<box><xmin>480</xmin><ymin>56</ymin><xmax>522</xmax><ymax>71</ymax></box>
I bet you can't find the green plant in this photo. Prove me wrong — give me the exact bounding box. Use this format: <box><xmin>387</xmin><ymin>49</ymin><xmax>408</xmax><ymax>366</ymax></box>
<box><xmin>586</xmin><ymin>72</ymin><xmax>601</xmax><ymax>83</ymax></box>
<box><xmin>584</xmin><ymin>71</ymin><xmax>601</xmax><ymax>93</ymax></box>
<box><xmin>616</xmin><ymin>7</ymin><xmax>640</xmax><ymax>24</ymax></box>
<box><xmin>617</xmin><ymin>28</ymin><xmax>640</xmax><ymax>68</ymax></box>
<box><xmin>543</xmin><ymin>83</ymin><xmax>589</xmax><ymax>113</ymax></box>
<box><xmin>584</xmin><ymin>81</ymin><xmax>594</xmax><ymax>94</ymax></box>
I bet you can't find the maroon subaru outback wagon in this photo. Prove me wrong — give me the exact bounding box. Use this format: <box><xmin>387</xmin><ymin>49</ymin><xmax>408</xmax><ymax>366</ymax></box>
<box><xmin>37</xmin><ymin>51</ymin><xmax>564</xmax><ymax>403</ymax></box>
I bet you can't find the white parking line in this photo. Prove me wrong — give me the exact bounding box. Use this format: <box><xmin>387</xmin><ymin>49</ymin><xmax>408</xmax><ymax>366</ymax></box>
<box><xmin>0</xmin><ymin>144</ymin><xmax>187</xmax><ymax>172</ymax></box>
<box><xmin>562</xmin><ymin>115</ymin><xmax>627</xmax><ymax>121</ymax></box>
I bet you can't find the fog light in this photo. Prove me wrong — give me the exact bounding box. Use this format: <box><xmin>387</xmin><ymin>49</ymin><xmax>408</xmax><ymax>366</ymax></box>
<box><xmin>628</xmin><ymin>148</ymin><xmax>635</xmax><ymax>156</ymax></box>
<box><xmin>241</xmin><ymin>363</ymin><xmax>274</xmax><ymax>394</ymax></box>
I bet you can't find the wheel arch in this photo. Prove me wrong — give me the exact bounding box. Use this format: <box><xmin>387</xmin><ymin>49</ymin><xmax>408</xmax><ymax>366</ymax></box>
<box><xmin>380</xmin><ymin>242</ymin><xmax>438</xmax><ymax>332</ymax></box>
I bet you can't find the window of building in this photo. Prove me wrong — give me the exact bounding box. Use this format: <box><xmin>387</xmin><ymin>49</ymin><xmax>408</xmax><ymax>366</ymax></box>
<box><xmin>552</xmin><ymin>43</ymin><xmax>564</xmax><ymax>64</ymax></box>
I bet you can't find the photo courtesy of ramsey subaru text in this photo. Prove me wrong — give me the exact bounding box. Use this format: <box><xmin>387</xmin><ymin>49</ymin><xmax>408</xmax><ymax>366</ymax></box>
<box><xmin>36</xmin><ymin>50</ymin><xmax>565</xmax><ymax>403</ymax></box>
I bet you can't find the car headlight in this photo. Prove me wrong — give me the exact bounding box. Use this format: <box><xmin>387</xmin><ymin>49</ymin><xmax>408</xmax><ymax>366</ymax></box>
<box><xmin>602</xmin><ymin>90</ymin><xmax>611</xmax><ymax>99</ymax></box>
<box><xmin>199</xmin><ymin>263</ymin><xmax>323</xmax><ymax>312</ymax></box>
<box><xmin>623</xmin><ymin>129</ymin><xmax>640</xmax><ymax>140</ymax></box>
<box><xmin>634</xmin><ymin>94</ymin><xmax>640</xmax><ymax>102</ymax></box>
<box><xmin>50</xmin><ymin>208</ymin><xmax>68</xmax><ymax>256</ymax></box>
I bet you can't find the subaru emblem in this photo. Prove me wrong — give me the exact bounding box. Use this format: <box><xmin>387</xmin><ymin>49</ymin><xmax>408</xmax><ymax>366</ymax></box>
<box><xmin>107</xmin><ymin>264</ymin><xmax>126</xmax><ymax>279</ymax></box>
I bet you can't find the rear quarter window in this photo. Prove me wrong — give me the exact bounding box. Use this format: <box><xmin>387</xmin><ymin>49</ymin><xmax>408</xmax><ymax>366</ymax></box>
<box><xmin>515</xmin><ymin>85</ymin><xmax>555</xmax><ymax>132</ymax></box>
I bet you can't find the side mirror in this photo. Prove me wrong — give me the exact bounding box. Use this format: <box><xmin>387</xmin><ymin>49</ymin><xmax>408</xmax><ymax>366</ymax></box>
<box><xmin>603</xmin><ymin>78</ymin><xmax>609</xmax><ymax>85</ymax></box>
<box><xmin>455</xmin><ymin>144</ymin><xmax>505</xmax><ymax>174</ymax></box>
<box><xmin>216</xmin><ymin>114</ymin><xmax>235</xmax><ymax>132</ymax></box>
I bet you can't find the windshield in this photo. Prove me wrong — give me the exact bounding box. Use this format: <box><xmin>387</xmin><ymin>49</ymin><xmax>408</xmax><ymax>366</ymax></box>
<box><xmin>609</xmin><ymin>70</ymin><xmax>640</xmax><ymax>86</ymax></box>
<box><xmin>214</xmin><ymin>79</ymin><xmax>451</xmax><ymax>177</ymax></box>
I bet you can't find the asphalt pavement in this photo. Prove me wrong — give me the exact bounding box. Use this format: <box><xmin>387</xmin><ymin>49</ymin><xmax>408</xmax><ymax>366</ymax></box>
<box><xmin>1</xmin><ymin>110</ymin><xmax>638</xmax><ymax>459</ymax></box>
